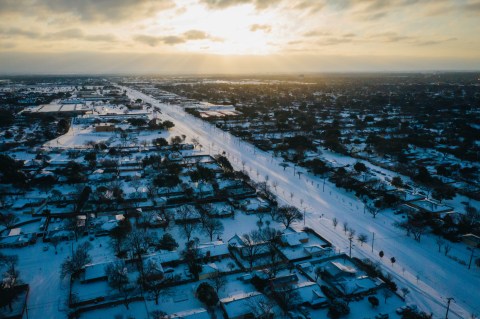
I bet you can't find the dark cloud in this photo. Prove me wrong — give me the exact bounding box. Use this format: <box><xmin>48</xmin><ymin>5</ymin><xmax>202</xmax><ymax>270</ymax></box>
<box><xmin>133</xmin><ymin>30</ymin><xmax>219</xmax><ymax>47</ymax></box>
<box><xmin>250</xmin><ymin>24</ymin><xmax>272</xmax><ymax>32</ymax></box>
<box><xmin>0</xmin><ymin>27</ymin><xmax>116</xmax><ymax>42</ymax></box>
<box><xmin>0</xmin><ymin>0</ymin><xmax>174</xmax><ymax>22</ymax></box>
<box><xmin>199</xmin><ymin>0</ymin><xmax>281</xmax><ymax>9</ymax></box>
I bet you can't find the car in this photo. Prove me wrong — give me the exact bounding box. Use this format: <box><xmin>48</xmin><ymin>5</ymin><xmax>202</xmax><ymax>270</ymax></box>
<box><xmin>375</xmin><ymin>314</ymin><xmax>389</xmax><ymax>319</ymax></box>
<box><xmin>42</xmin><ymin>246</ymin><xmax>49</xmax><ymax>251</ymax></box>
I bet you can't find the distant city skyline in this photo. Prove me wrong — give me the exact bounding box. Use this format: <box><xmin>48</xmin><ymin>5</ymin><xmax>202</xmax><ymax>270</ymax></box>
<box><xmin>1</xmin><ymin>0</ymin><xmax>479</xmax><ymax>74</ymax></box>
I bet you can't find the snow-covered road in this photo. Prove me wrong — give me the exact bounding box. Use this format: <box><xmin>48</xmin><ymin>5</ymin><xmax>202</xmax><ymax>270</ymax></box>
<box><xmin>122</xmin><ymin>86</ymin><xmax>480</xmax><ymax>319</ymax></box>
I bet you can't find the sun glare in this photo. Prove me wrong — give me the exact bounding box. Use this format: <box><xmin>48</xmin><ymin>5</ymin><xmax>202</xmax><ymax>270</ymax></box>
<box><xmin>173</xmin><ymin>3</ymin><xmax>280</xmax><ymax>55</ymax></box>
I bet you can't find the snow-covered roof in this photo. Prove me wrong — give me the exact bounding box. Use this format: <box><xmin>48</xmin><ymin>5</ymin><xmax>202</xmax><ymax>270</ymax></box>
<box><xmin>197</xmin><ymin>241</ymin><xmax>229</xmax><ymax>258</ymax></box>
<box><xmin>168</xmin><ymin>308</ymin><xmax>209</xmax><ymax>319</ymax></box>
<box><xmin>280</xmin><ymin>231</ymin><xmax>308</xmax><ymax>246</ymax></box>
<box><xmin>220</xmin><ymin>291</ymin><xmax>266</xmax><ymax>318</ymax></box>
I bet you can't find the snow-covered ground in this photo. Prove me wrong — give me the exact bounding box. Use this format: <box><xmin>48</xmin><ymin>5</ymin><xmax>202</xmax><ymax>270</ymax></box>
<box><xmin>122</xmin><ymin>85</ymin><xmax>480</xmax><ymax>319</ymax></box>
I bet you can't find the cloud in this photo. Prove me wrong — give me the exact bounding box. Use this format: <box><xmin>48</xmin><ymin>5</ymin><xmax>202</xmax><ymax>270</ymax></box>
<box><xmin>0</xmin><ymin>0</ymin><xmax>174</xmax><ymax>22</ymax></box>
<box><xmin>250</xmin><ymin>24</ymin><xmax>272</xmax><ymax>32</ymax></box>
<box><xmin>199</xmin><ymin>0</ymin><xmax>281</xmax><ymax>10</ymax></box>
<box><xmin>0</xmin><ymin>27</ymin><xmax>40</xmax><ymax>39</ymax></box>
<box><xmin>0</xmin><ymin>27</ymin><xmax>116</xmax><ymax>42</ymax></box>
<box><xmin>292</xmin><ymin>1</ymin><xmax>325</xmax><ymax>14</ymax></box>
<box><xmin>183</xmin><ymin>30</ymin><xmax>209</xmax><ymax>40</ymax></box>
<box><xmin>303</xmin><ymin>30</ymin><xmax>331</xmax><ymax>37</ymax></box>
<box><xmin>134</xmin><ymin>30</ymin><xmax>221</xmax><ymax>47</ymax></box>
<box><xmin>416</xmin><ymin>37</ymin><xmax>457</xmax><ymax>46</ymax></box>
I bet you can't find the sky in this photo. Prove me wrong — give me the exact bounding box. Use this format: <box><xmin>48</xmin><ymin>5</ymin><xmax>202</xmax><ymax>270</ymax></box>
<box><xmin>0</xmin><ymin>0</ymin><xmax>479</xmax><ymax>74</ymax></box>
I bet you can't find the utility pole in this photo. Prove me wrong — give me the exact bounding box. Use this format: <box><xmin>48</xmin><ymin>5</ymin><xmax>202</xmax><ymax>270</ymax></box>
<box><xmin>371</xmin><ymin>232</ymin><xmax>375</xmax><ymax>253</ymax></box>
<box><xmin>349</xmin><ymin>237</ymin><xmax>353</xmax><ymax>258</ymax></box>
<box><xmin>467</xmin><ymin>246</ymin><xmax>477</xmax><ymax>270</ymax></box>
<box><xmin>445</xmin><ymin>297</ymin><xmax>454</xmax><ymax>319</ymax></box>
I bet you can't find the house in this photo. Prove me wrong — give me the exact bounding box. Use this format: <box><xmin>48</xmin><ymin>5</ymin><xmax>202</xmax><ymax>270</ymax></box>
<box><xmin>220</xmin><ymin>291</ymin><xmax>272</xmax><ymax>319</ymax></box>
<box><xmin>82</xmin><ymin>261</ymin><xmax>112</xmax><ymax>283</ymax></box>
<box><xmin>274</xmin><ymin>281</ymin><xmax>328</xmax><ymax>309</ymax></box>
<box><xmin>142</xmin><ymin>254</ymin><xmax>165</xmax><ymax>281</ymax></box>
<box><xmin>197</xmin><ymin>241</ymin><xmax>230</xmax><ymax>261</ymax></box>
<box><xmin>167</xmin><ymin>308</ymin><xmax>210</xmax><ymax>319</ymax></box>
<box><xmin>323</xmin><ymin>261</ymin><xmax>357</xmax><ymax>279</ymax></box>
<box><xmin>228</xmin><ymin>234</ymin><xmax>270</xmax><ymax>259</ymax></box>
<box><xmin>280</xmin><ymin>231</ymin><xmax>309</xmax><ymax>247</ymax></box>
<box><xmin>462</xmin><ymin>234</ymin><xmax>480</xmax><ymax>248</ymax></box>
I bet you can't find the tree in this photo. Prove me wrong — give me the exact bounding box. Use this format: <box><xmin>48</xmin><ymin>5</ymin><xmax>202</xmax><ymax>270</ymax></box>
<box><xmin>390</xmin><ymin>257</ymin><xmax>396</xmax><ymax>266</ymax></box>
<box><xmin>50</xmin><ymin>236</ymin><xmax>61</xmax><ymax>254</ymax></box>
<box><xmin>241</xmin><ymin>231</ymin><xmax>265</xmax><ymax>271</ymax></box>
<box><xmin>183</xmin><ymin>240</ymin><xmax>202</xmax><ymax>279</ymax></box>
<box><xmin>209</xmin><ymin>270</ymin><xmax>227</xmax><ymax>293</ymax></box>
<box><xmin>435</xmin><ymin>238</ymin><xmax>445</xmax><ymax>252</ymax></box>
<box><xmin>328</xmin><ymin>299</ymin><xmax>350</xmax><ymax>319</ymax></box>
<box><xmin>382</xmin><ymin>289</ymin><xmax>393</xmax><ymax>304</ymax></box>
<box><xmin>110</xmin><ymin>219</ymin><xmax>132</xmax><ymax>256</ymax></box>
<box><xmin>202</xmin><ymin>218</ymin><xmax>224</xmax><ymax>241</ymax></box>
<box><xmin>332</xmin><ymin>217</ymin><xmax>338</xmax><ymax>229</ymax></box>
<box><xmin>0</xmin><ymin>253</ymin><xmax>20</xmax><ymax>312</ymax></box>
<box><xmin>379</xmin><ymin>250</ymin><xmax>384</xmax><ymax>259</ymax></box>
<box><xmin>354</xmin><ymin>162</ymin><xmax>368</xmax><ymax>173</ymax></box>
<box><xmin>443</xmin><ymin>244</ymin><xmax>452</xmax><ymax>256</ymax></box>
<box><xmin>180</xmin><ymin>220</ymin><xmax>197</xmax><ymax>243</ymax></box>
<box><xmin>401</xmin><ymin>287</ymin><xmax>410</xmax><ymax>299</ymax></box>
<box><xmin>105</xmin><ymin>261</ymin><xmax>134</xmax><ymax>309</ymax></box>
<box><xmin>196</xmin><ymin>282</ymin><xmax>218</xmax><ymax>307</ymax></box>
<box><xmin>127</xmin><ymin>229</ymin><xmax>151</xmax><ymax>260</ymax></box>
<box><xmin>61</xmin><ymin>242</ymin><xmax>92</xmax><ymax>279</ymax></box>
<box><xmin>158</xmin><ymin>233</ymin><xmax>178</xmax><ymax>251</ymax></box>
<box><xmin>366</xmin><ymin>203</ymin><xmax>381</xmax><ymax>218</ymax></box>
<box><xmin>245</xmin><ymin>294</ymin><xmax>275</xmax><ymax>319</ymax></box>
<box><xmin>0</xmin><ymin>213</ymin><xmax>19</xmax><ymax>230</ymax></box>
<box><xmin>162</xmin><ymin>120</ymin><xmax>174</xmax><ymax>130</ymax></box>
<box><xmin>391</xmin><ymin>176</ymin><xmax>404</xmax><ymax>188</ymax></box>
<box><xmin>357</xmin><ymin>233</ymin><xmax>368</xmax><ymax>246</ymax></box>
<box><xmin>368</xmin><ymin>296</ymin><xmax>379</xmax><ymax>308</ymax></box>
<box><xmin>275</xmin><ymin>205</ymin><xmax>303</xmax><ymax>228</ymax></box>
<box><xmin>343</xmin><ymin>222</ymin><xmax>349</xmax><ymax>234</ymax></box>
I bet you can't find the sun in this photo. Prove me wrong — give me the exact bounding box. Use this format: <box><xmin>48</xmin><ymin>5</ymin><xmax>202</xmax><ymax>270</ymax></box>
<box><xmin>171</xmin><ymin>3</ymin><xmax>280</xmax><ymax>55</ymax></box>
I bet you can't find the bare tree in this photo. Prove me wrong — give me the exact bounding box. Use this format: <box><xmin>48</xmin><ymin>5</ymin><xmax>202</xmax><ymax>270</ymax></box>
<box><xmin>50</xmin><ymin>236</ymin><xmax>61</xmax><ymax>254</ymax></box>
<box><xmin>343</xmin><ymin>222</ymin><xmax>349</xmax><ymax>234</ymax></box>
<box><xmin>272</xmin><ymin>180</ymin><xmax>279</xmax><ymax>192</ymax></box>
<box><xmin>245</xmin><ymin>294</ymin><xmax>275</xmax><ymax>318</ymax></box>
<box><xmin>436</xmin><ymin>238</ymin><xmax>445</xmax><ymax>252</ymax></box>
<box><xmin>202</xmin><ymin>218</ymin><xmax>224</xmax><ymax>241</ymax></box>
<box><xmin>275</xmin><ymin>205</ymin><xmax>303</xmax><ymax>229</ymax></box>
<box><xmin>241</xmin><ymin>231</ymin><xmax>265</xmax><ymax>271</ymax></box>
<box><xmin>382</xmin><ymin>289</ymin><xmax>393</xmax><ymax>304</ymax></box>
<box><xmin>366</xmin><ymin>204</ymin><xmax>381</xmax><ymax>218</ymax></box>
<box><xmin>209</xmin><ymin>270</ymin><xmax>227</xmax><ymax>293</ymax></box>
<box><xmin>443</xmin><ymin>244</ymin><xmax>452</xmax><ymax>256</ymax></box>
<box><xmin>105</xmin><ymin>261</ymin><xmax>134</xmax><ymax>309</ymax></box>
<box><xmin>332</xmin><ymin>217</ymin><xmax>338</xmax><ymax>229</ymax></box>
<box><xmin>127</xmin><ymin>229</ymin><xmax>151</xmax><ymax>260</ymax></box>
<box><xmin>61</xmin><ymin>242</ymin><xmax>92</xmax><ymax>279</ymax></box>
